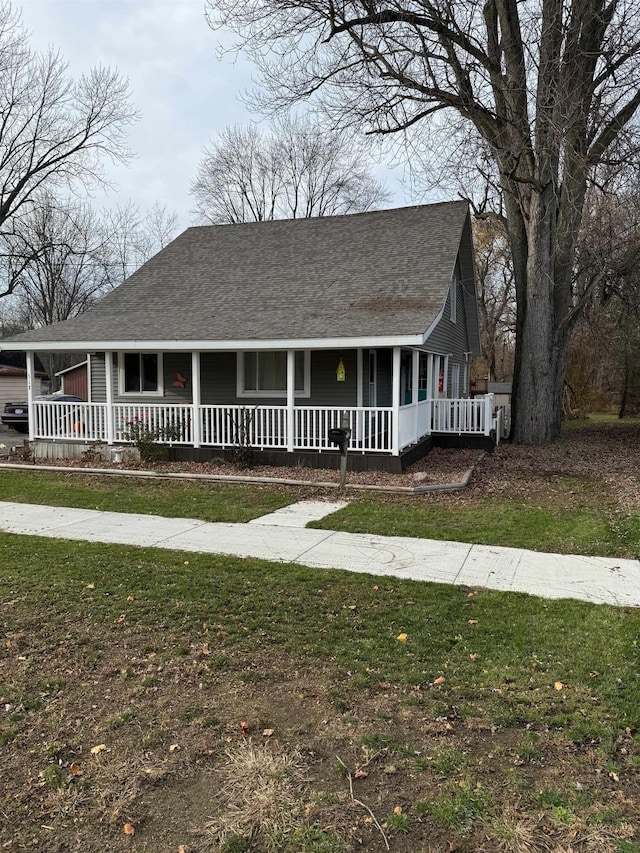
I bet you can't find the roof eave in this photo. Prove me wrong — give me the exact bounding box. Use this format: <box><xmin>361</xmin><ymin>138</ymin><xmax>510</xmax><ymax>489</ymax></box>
<box><xmin>0</xmin><ymin>333</ymin><xmax>425</xmax><ymax>352</ymax></box>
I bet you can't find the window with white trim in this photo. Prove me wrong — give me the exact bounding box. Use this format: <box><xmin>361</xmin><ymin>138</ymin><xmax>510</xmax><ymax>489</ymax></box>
<box><xmin>238</xmin><ymin>351</ymin><xmax>310</xmax><ymax>397</ymax></box>
<box><xmin>118</xmin><ymin>353</ymin><xmax>163</xmax><ymax>395</ymax></box>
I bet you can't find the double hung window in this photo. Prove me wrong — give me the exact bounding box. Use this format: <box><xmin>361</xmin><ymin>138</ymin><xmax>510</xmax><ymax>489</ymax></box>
<box><xmin>239</xmin><ymin>351</ymin><xmax>309</xmax><ymax>397</ymax></box>
<box><xmin>119</xmin><ymin>353</ymin><xmax>162</xmax><ymax>395</ymax></box>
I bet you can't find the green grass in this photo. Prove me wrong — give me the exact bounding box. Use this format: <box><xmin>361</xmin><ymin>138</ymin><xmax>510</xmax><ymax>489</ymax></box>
<box><xmin>414</xmin><ymin>783</ymin><xmax>491</xmax><ymax>831</ymax></box>
<box><xmin>265</xmin><ymin>826</ymin><xmax>349</xmax><ymax>852</ymax></box>
<box><xmin>562</xmin><ymin>413</ymin><xmax>640</xmax><ymax>429</ymax></box>
<box><xmin>1</xmin><ymin>531</ymin><xmax>639</xmax><ymax>743</ymax></box>
<box><xmin>0</xmin><ymin>469</ymin><xmax>294</xmax><ymax>522</ymax></box>
<box><xmin>429</xmin><ymin>748</ymin><xmax>467</xmax><ymax>776</ymax></box>
<box><xmin>385</xmin><ymin>811</ymin><xmax>411</xmax><ymax>834</ymax></box>
<box><xmin>311</xmin><ymin>496</ymin><xmax>640</xmax><ymax>557</ymax></box>
<box><xmin>2</xmin><ymin>466</ymin><xmax>638</xmax><ymax>558</ymax></box>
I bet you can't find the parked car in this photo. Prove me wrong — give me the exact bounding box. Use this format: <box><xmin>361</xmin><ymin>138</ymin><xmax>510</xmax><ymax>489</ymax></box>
<box><xmin>1</xmin><ymin>394</ymin><xmax>86</xmax><ymax>433</ymax></box>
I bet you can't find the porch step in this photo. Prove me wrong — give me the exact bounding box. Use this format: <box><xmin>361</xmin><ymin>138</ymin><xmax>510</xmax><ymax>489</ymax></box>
<box><xmin>248</xmin><ymin>500</ymin><xmax>348</xmax><ymax>528</ymax></box>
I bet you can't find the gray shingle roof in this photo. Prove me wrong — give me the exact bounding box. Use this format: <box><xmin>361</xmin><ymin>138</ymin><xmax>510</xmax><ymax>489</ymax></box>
<box><xmin>3</xmin><ymin>201</ymin><xmax>471</xmax><ymax>347</ymax></box>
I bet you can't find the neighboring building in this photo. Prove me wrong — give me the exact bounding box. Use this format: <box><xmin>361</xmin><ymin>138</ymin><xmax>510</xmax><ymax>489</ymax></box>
<box><xmin>56</xmin><ymin>360</ymin><xmax>89</xmax><ymax>400</ymax></box>
<box><xmin>0</xmin><ymin>202</ymin><xmax>498</xmax><ymax>470</ymax></box>
<box><xmin>0</xmin><ymin>354</ymin><xmax>47</xmax><ymax>420</ymax></box>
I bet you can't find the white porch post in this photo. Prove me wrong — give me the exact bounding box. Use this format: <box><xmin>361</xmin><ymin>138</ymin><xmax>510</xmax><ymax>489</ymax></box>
<box><xmin>412</xmin><ymin>348</ymin><xmax>420</xmax><ymax>442</ymax></box>
<box><xmin>191</xmin><ymin>351</ymin><xmax>201</xmax><ymax>448</ymax></box>
<box><xmin>484</xmin><ymin>392</ymin><xmax>495</xmax><ymax>436</ymax></box>
<box><xmin>427</xmin><ymin>353</ymin><xmax>435</xmax><ymax>432</ymax></box>
<box><xmin>286</xmin><ymin>349</ymin><xmax>295</xmax><ymax>452</ymax></box>
<box><xmin>356</xmin><ymin>348</ymin><xmax>363</xmax><ymax>446</ymax></box>
<box><xmin>26</xmin><ymin>350</ymin><xmax>35</xmax><ymax>442</ymax></box>
<box><xmin>86</xmin><ymin>353</ymin><xmax>92</xmax><ymax>402</ymax></box>
<box><xmin>391</xmin><ymin>346</ymin><xmax>401</xmax><ymax>455</ymax></box>
<box><xmin>105</xmin><ymin>351</ymin><xmax>115</xmax><ymax>445</ymax></box>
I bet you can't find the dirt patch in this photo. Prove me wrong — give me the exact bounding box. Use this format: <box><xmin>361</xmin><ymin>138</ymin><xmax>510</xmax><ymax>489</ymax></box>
<box><xmin>1</xmin><ymin>616</ymin><xmax>639</xmax><ymax>852</ymax></box>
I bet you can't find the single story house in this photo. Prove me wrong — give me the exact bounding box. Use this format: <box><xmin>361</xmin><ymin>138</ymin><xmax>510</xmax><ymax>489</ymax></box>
<box><xmin>0</xmin><ymin>201</ymin><xmax>499</xmax><ymax>470</ymax></box>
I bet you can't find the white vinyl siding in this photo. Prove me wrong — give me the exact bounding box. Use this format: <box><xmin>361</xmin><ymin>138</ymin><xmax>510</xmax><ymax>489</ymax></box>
<box><xmin>451</xmin><ymin>363</ymin><xmax>460</xmax><ymax>398</ymax></box>
<box><xmin>450</xmin><ymin>275</ymin><xmax>457</xmax><ymax>323</ymax></box>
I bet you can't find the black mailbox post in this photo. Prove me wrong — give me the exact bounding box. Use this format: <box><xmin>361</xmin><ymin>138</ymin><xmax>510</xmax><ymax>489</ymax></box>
<box><xmin>329</xmin><ymin>420</ymin><xmax>351</xmax><ymax>489</ymax></box>
<box><xmin>328</xmin><ymin>426</ymin><xmax>350</xmax><ymax>448</ymax></box>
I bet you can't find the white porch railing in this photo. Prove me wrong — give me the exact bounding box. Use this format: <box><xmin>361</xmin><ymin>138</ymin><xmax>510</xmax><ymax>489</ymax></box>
<box><xmin>200</xmin><ymin>404</ymin><xmax>287</xmax><ymax>449</ymax></box>
<box><xmin>295</xmin><ymin>406</ymin><xmax>392</xmax><ymax>452</ymax></box>
<box><xmin>398</xmin><ymin>404</ymin><xmax>416</xmax><ymax>452</ymax></box>
<box><xmin>115</xmin><ymin>403</ymin><xmax>193</xmax><ymax>444</ymax></box>
<box><xmin>431</xmin><ymin>395</ymin><xmax>494</xmax><ymax>435</ymax></box>
<box><xmin>30</xmin><ymin>396</ymin><xmax>496</xmax><ymax>454</ymax></box>
<box><xmin>396</xmin><ymin>395</ymin><xmax>494</xmax><ymax>451</ymax></box>
<box><xmin>34</xmin><ymin>401</ymin><xmax>109</xmax><ymax>441</ymax></box>
<box><xmin>200</xmin><ymin>405</ymin><xmax>393</xmax><ymax>452</ymax></box>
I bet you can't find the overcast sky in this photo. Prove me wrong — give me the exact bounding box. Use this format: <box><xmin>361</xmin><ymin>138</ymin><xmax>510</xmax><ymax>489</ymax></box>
<box><xmin>18</xmin><ymin>0</ymin><xmax>411</xmax><ymax>230</ymax></box>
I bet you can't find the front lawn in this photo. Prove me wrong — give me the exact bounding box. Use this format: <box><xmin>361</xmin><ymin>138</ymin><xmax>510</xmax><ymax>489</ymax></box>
<box><xmin>0</xmin><ymin>469</ymin><xmax>294</xmax><ymax>523</ymax></box>
<box><xmin>311</xmin><ymin>493</ymin><xmax>640</xmax><ymax>557</ymax></box>
<box><xmin>311</xmin><ymin>420</ymin><xmax>640</xmax><ymax>558</ymax></box>
<box><xmin>2</xmin><ymin>461</ymin><xmax>638</xmax><ymax>557</ymax></box>
<box><xmin>1</xmin><ymin>533</ymin><xmax>639</xmax><ymax>851</ymax></box>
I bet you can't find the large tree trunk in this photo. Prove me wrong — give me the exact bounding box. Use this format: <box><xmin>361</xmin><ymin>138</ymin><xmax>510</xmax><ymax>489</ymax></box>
<box><xmin>510</xmin><ymin>189</ymin><xmax>568</xmax><ymax>444</ymax></box>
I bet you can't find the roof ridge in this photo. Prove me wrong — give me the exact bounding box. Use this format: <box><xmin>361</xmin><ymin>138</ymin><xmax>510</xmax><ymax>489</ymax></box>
<box><xmin>185</xmin><ymin>199</ymin><xmax>467</xmax><ymax>233</ymax></box>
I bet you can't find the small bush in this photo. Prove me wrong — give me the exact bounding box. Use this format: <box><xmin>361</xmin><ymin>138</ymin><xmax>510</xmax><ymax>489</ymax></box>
<box><xmin>121</xmin><ymin>416</ymin><xmax>185</xmax><ymax>461</ymax></box>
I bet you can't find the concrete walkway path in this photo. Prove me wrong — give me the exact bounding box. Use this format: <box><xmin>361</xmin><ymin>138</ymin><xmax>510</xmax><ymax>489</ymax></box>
<box><xmin>247</xmin><ymin>500</ymin><xmax>349</xmax><ymax>527</ymax></box>
<box><xmin>1</xmin><ymin>500</ymin><xmax>638</xmax><ymax>607</ymax></box>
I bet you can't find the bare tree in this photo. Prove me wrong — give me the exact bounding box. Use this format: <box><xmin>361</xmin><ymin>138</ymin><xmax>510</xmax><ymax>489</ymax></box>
<box><xmin>191</xmin><ymin>117</ymin><xmax>389</xmax><ymax>223</ymax></box>
<box><xmin>208</xmin><ymin>0</ymin><xmax>640</xmax><ymax>443</ymax></box>
<box><xmin>5</xmin><ymin>197</ymin><xmax>178</xmax><ymax>329</ymax></box>
<box><xmin>0</xmin><ymin>2</ymin><xmax>135</xmax><ymax>298</ymax></box>
<box><xmin>3</xmin><ymin>194</ymin><xmax>114</xmax><ymax>379</ymax></box>
<box><xmin>473</xmin><ymin>216</ymin><xmax>515</xmax><ymax>382</ymax></box>
<box><xmin>3</xmin><ymin>195</ymin><xmax>178</xmax><ymax>380</ymax></box>
<box><xmin>6</xmin><ymin>196</ymin><xmax>114</xmax><ymax>329</ymax></box>
<box><xmin>568</xmin><ymin>187</ymin><xmax>640</xmax><ymax>417</ymax></box>
<box><xmin>101</xmin><ymin>201</ymin><xmax>179</xmax><ymax>285</ymax></box>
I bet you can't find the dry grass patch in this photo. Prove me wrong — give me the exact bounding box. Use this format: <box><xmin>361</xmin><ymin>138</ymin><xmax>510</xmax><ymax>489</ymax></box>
<box><xmin>205</xmin><ymin>740</ymin><xmax>309</xmax><ymax>846</ymax></box>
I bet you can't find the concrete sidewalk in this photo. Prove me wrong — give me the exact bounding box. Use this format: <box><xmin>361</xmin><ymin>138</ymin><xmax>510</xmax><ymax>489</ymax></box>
<box><xmin>1</xmin><ymin>500</ymin><xmax>638</xmax><ymax>607</ymax></box>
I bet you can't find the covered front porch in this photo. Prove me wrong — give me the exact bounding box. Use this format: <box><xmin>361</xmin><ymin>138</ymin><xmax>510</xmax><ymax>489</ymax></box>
<box><xmin>22</xmin><ymin>347</ymin><xmax>501</xmax><ymax>457</ymax></box>
<box><xmin>30</xmin><ymin>396</ymin><xmax>497</xmax><ymax>453</ymax></box>
<box><xmin>22</xmin><ymin>347</ymin><xmax>500</xmax><ymax>464</ymax></box>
